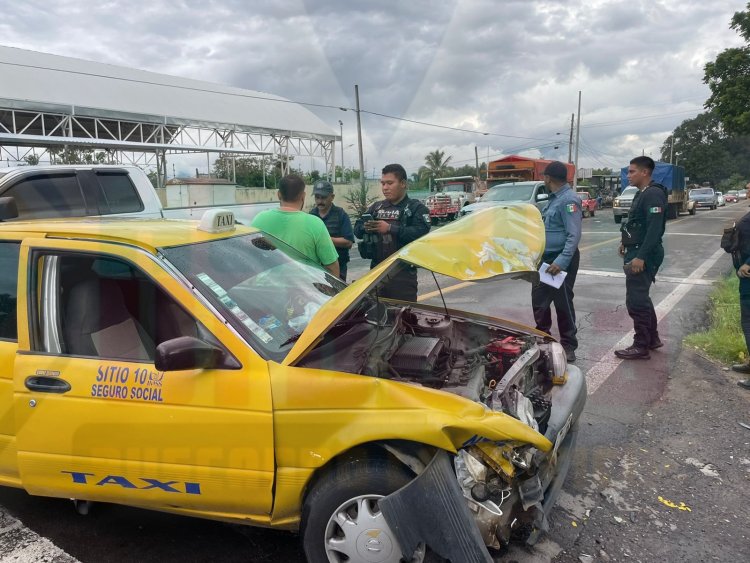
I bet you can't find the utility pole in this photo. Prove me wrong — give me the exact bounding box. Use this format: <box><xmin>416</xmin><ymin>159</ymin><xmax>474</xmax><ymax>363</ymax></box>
<box><xmin>474</xmin><ymin>146</ymin><xmax>480</xmax><ymax>177</ymax></box>
<box><xmin>355</xmin><ymin>85</ymin><xmax>366</xmax><ymax>190</ymax></box>
<box><xmin>339</xmin><ymin>120</ymin><xmax>344</xmax><ymax>183</ymax></box>
<box><xmin>670</xmin><ymin>135</ymin><xmax>674</xmax><ymax>164</ymax></box>
<box><xmin>573</xmin><ymin>90</ymin><xmax>581</xmax><ymax>188</ymax></box>
<box><xmin>568</xmin><ymin>113</ymin><xmax>575</xmax><ymax>163</ymax></box>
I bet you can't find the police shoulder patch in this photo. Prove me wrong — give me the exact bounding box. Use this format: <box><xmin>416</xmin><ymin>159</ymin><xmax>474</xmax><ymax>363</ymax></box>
<box><xmin>566</xmin><ymin>203</ymin><xmax>577</xmax><ymax>213</ymax></box>
<box><xmin>649</xmin><ymin>206</ymin><xmax>663</xmax><ymax>214</ymax></box>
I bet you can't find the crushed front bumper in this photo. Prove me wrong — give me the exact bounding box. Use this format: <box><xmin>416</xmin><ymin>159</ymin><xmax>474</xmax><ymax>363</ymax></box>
<box><xmin>380</xmin><ymin>365</ymin><xmax>587</xmax><ymax>556</ymax></box>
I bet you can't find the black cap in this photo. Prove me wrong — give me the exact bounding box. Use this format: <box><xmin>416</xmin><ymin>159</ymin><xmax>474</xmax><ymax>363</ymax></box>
<box><xmin>312</xmin><ymin>180</ymin><xmax>334</xmax><ymax>195</ymax></box>
<box><xmin>543</xmin><ymin>161</ymin><xmax>569</xmax><ymax>181</ymax></box>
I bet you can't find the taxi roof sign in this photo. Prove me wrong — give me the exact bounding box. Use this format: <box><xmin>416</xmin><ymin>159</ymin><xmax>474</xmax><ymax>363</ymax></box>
<box><xmin>198</xmin><ymin>209</ymin><xmax>236</xmax><ymax>233</ymax></box>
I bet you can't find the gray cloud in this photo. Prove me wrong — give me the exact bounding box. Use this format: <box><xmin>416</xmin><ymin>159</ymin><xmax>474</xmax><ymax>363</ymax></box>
<box><xmin>0</xmin><ymin>0</ymin><xmax>745</xmax><ymax>174</ymax></box>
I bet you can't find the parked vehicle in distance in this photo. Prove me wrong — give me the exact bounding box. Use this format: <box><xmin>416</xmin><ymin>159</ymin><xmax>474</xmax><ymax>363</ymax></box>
<box><xmin>740</xmin><ymin>189</ymin><xmax>748</xmax><ymax>200</ymax></box>
<box><xmin>460</xmin><ymin>181</ymin><xmax>549</xmax><ymax>216</ymax></box>
<box><xmin>0</xmin><ymin>165</ymin><xmax>277</xmax><ymax>223</ymax></box>
<box><xmin>725</xmin><ymin>190</ymin><xmax>739</xmax><ymax>203</ymax></box>
<box><xmin>716</xmin><ymin>191</ymin><xmax>726</xmax><ymax>207</ymax></box>
<box><xmin>619</xmin><ymin>161</ymin><xmax>692</xmax><ymax>219</ymax></box>
<box><xmin>425</xmin><ymin>192</ymin><xmax>460</xmax><ymax>224</ymax></box>
<box><xmin>576</xmin><ymin>191</ymin><xmax>597</xmax><ymax>217</ymax></box>
<box><xmin>487</xmin><ymin>155</ymin><xmax>575</xmax><ymax>184</ymax></box>
<box><xmin>612</xmin><ymin>186</ymin><xmax>639</xmax><ymax>224</ymax></box>
<box><xmin>689</xmin><ymin>187</ymin><xmax>718</xmax><ymax>210</ymax></box>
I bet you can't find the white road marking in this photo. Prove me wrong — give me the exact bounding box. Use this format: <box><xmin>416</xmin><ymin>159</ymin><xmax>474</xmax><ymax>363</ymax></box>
<box><xmin>581</xmin><ymin>231</ymin><xmax>721</xmax><ymax>237</ymax></box>
<box><xmin>577</xmin><ymin>269</ymin><xmax>717</xmax><ymax>286</ymax></box>
<box><xmin>0</xmin><ymin>507</ymin><xmax>79</xmax><ymax>562</ymax></box>
<box><xmin>585</xmin><ymin>248</ymin><xmax>727</xmax><ymax>396</ymax></box>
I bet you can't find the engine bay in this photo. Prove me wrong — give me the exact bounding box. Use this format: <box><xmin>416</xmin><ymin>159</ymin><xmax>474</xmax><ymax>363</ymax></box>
<box><xmin>300</xmin><ymin>300</ymin><xmax>559</xmax><ymax>434</ymax></box>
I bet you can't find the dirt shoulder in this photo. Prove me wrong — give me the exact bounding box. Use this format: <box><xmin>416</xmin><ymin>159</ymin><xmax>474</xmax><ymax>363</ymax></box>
<box><xmin>548</xmin><ymin>349</ymin><xmax>750</xmax><ymax>562</ymax></box>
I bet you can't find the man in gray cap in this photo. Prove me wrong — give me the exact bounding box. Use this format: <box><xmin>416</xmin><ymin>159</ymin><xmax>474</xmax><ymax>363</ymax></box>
<box><xmin>531</xmin><ymin>161</ymin><xmax>582</xmax><ymax>362</ymax></box>
<box><xmin>310</xmin><ymin>180</ymin><xmax>354</xmax><ymax>281</ymax></box>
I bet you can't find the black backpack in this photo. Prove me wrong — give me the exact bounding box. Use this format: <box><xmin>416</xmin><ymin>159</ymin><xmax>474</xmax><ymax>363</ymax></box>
<box><xmin>720</xmin><ymin>222</ymin><xmax>739</xmax><ymax>254</ymax></box>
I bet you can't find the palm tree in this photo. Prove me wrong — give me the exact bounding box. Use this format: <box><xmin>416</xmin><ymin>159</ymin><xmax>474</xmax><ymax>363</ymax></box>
<box><xmin>420</xmin><ymin>150</ymin><xmax>453</xmax><ymax>186</ymax></box>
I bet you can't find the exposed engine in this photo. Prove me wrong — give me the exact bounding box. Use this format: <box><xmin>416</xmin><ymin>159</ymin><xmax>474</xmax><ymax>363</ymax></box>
<box><xmin>301</xmin><ymin>303</ymin><xmax>560</xmax><ymax>435</ymax></box>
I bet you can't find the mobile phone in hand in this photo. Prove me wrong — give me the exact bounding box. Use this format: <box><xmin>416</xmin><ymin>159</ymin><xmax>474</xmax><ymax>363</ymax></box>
<box><xmin>361</xmin><ymin>213</ymin><xmax>373</xmax><ymax>222</ymax></box>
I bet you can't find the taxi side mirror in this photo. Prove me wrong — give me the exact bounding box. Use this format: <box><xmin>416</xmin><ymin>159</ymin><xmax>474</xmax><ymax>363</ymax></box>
<box><xmin>155</xmin><ymin>336</ymin><xmax>239</xmax><ymax>371</ymax></box>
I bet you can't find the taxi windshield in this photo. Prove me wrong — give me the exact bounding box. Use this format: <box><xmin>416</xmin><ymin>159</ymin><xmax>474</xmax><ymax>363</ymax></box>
<box><xmin>161</xmin><ymin>232</ymin><xmax>346</xmax><ymax>362</ymax></box>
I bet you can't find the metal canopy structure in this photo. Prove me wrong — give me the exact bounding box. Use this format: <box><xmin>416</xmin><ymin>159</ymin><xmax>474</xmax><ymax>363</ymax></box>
<box><xmin>0</xmin><ymin>46</ymin><xmax>339</xmax><ymax>185</ymax></box>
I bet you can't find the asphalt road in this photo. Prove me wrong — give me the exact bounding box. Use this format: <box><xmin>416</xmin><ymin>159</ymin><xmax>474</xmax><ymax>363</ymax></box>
<box><xmin>0</xmin><ymin>202</ymin><xmax>748</xmax><ymax>562</ymax></box>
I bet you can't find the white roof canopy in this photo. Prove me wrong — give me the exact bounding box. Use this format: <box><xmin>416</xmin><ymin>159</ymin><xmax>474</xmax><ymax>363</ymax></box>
<box><xmin>0</xmin><ymin>45</ymin><xmax>337</xmax><ymax>141</ymax></box>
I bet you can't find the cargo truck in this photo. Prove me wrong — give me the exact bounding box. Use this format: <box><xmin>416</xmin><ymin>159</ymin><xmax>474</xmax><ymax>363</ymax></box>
<box><xmin>619</xmin><ymin>161</ymin><xmax>694</xmax><ymax>220</ymax></box>
<box><xmin>487</xmin><ymin>155</ymin><xmax>575</xmax><ymax>185</ymax></box>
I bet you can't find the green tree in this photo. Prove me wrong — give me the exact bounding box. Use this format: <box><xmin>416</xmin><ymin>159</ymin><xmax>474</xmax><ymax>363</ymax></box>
<box><xmin>23</xmin><ymin>154</ymin><xmax>40</xmax><ymax>166</ymax></box>
<box><xmin>658</xmin><ymin>111</ymin><xmax>744</xmax><ymax>184</ymax></box>
<box><xmin>420</xmin><ymin>150</ymin><xmax>453</xmax><ymax>186</ymax></box>
<box><xmin>213</xmin><ymin>156</ymin><xmax>282</xmax><ymax>188</ymax></box>
<box><xmin>704</xmin><ymin>2</ymin><xmax>750</xmax><ymax>135</ymax></box>
<box><xmin>592</xmin><ymin>167</ymin><xmax>613</xmax><ymax>176</ymax></box>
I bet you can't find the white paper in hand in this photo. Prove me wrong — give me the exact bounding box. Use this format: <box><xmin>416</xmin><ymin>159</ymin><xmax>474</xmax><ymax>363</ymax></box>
<box><xmin>539</xmin><ymin>262</ymin><xmax>567</xmax><ymax>289</ymax></box>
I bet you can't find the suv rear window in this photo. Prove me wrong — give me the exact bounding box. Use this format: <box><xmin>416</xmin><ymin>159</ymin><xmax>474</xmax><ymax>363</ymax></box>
<box><xmin>94</xmin><ymin>171</ymin><xmax>144</xmax><ymax>214</ymax></box>
<box><xmin>2</xmin><ymin>173</ymin><xmax>86</xmax><ymax>219</ymax></box>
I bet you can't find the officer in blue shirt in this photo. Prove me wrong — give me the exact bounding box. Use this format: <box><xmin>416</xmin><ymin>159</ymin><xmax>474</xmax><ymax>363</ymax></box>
<box><xmin>531</xmin><ymin>161</ymin><xmax>583</xmax><ymax>362</ymax></box>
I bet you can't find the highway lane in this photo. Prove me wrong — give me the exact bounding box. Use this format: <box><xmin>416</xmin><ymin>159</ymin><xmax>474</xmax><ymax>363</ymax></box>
<box><xmin>0</xmin><ymin>202</ymin><xmax>747</xmax><ymax>562</ymax></box>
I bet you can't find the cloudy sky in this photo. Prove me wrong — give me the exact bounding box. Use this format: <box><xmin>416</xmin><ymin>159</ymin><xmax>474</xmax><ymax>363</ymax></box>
<box><xmin>0</xmin><ymin>0</ymin><xmax>745</xmax><ymax>176</ymax></box>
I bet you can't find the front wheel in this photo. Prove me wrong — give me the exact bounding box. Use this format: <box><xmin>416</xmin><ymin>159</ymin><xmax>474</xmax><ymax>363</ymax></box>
<box><xmin>614</xmin><ymin>214</ymin><xmax>622</xmax><ymax>224</ymax></box>
<box><xmin>302</xmin><ymin>458</ymin><xmax>425</xmax><ymax>563</ymax></box>
<box><xmin>582</xmin><ymin>209</ymin><xmax>590</xmax><ymax>218</ymax></box>
<box><xmin>689</xmin><ymin>207</ymin><xmax>696</xmax><ymax>215</ymax></box>
<box><xmin>590</xmin><ymin>209</ymin><xmax>595</xmax><ymax>217</ymax></box>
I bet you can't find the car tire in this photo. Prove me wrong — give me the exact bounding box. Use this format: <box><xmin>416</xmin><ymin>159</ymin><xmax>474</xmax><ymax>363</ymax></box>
<box><xmin>430</xmin><ymin>217</ymin><xmax>439</xmax><ymax>226</ymax></box>
<box><xmin>590</xmin><ymin>209</ymin><xmax>595</xmax><ymax>217</ymax></box>
<box><xmin>582</xmin><ymin>209</ymin><xmax>590</xmax><ymax>218</ymax></box>
<box><xmin>301</xmin><ymin>457</ymin><xmax>426</xmax><ymax>563</ymax></box>
<box><xmin>614</xmin><ymin>215</ymin><xmax>622</xmax><ymax>224</ymax></box>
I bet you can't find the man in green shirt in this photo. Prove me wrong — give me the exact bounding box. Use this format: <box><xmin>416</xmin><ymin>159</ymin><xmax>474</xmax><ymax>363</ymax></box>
<box><xmin>251</xmin><ymin>174</ymin><xmax>340</xmax><ymax>278</ymax></box>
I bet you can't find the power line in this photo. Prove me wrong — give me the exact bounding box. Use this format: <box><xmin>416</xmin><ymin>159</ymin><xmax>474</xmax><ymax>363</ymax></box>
<box><xmin>583</xmin><ymin>108</ymin><xmax>703</xmax><ymax>128</ymax></box>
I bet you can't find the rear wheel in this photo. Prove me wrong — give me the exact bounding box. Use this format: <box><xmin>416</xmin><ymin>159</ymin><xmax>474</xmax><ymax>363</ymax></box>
<box><xmin>590</xmin><ymin>209</ymin><xmax>595</xmax><ymax>217</ymax></box>
<box><xmin>614</xmin><ymin>214</ymin><xmax>622</xmax><ymax>224</ymax></box>
<box><xmin>302</xmin><ymin>458</ymin><xmax>425</xmax><ymax>563</ymax></box>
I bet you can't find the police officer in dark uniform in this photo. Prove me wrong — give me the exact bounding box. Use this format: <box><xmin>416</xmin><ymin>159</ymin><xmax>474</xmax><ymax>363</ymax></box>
<box><xmin>353</xmin><ymin>163</ymin><xmax>430</xmax><ymax>301</ymax></box>
<box><xmin>309</xmin><ymin>180</ymin><xmax>354</xmax><ymax>281</ymax></box>
<box><xmin>615</xmin><ymin>156</ymin><xmax>668</xmax><ymax>360</ymax></box>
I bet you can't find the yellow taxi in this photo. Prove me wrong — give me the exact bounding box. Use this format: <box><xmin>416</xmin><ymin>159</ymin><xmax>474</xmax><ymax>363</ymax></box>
<box><xmin>0</xmin><ymin>204</ymin><xmax>586</xmax><ymax>562</ymax></box>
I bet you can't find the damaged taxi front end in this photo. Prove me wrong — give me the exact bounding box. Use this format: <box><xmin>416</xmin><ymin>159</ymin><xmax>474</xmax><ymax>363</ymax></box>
<box><xmin>283</xmin><ymin>205</ymin><xmax>587</xmax><ymax>558</ymax></box>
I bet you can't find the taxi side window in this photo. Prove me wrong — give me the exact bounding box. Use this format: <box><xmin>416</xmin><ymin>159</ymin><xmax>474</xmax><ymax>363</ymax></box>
<box><xmin>0</xmin><ymin>242</ymin><xmax>20</xmax><ymax>340</ymax></box>
<box><xmin>32</xmin><ymin>252</ymin><xmax>223</xmax><ymax>362</ymax></box>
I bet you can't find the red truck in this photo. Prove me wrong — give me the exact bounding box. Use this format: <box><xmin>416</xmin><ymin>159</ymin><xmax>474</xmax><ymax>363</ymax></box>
<box><xmin>487</xmin><ymin>155</ymin><xmax>575</xmax><ymax>184</ymax></box>
<box><xmin>425</xmin><ymin>192</ymin><xmax>460</xmax><ymax>224</ymax></box>
<box><xmin>576</xmin><ymin>191</ymin><xmax>597</xmax><ymax>217</ymax></box>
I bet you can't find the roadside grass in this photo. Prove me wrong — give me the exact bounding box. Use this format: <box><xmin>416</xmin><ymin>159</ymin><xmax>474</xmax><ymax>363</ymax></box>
<box><xmin>685</xmin><ymin>274</ymin><xmax>745</xmax><ymax>363</ymax></box>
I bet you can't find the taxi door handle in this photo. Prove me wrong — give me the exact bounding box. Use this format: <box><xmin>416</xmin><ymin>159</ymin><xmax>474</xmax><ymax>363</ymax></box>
<box><xmin>25</xmin><ymin>376</ymin><xmax>71</xmax><ymax>394</ymax></box>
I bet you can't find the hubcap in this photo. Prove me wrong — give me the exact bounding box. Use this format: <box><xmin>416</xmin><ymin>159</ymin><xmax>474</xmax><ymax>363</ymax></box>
<box><xmin>324</xmin><ymin>495</ymin><xmax>425</xmax><ymax>563</ymax></box>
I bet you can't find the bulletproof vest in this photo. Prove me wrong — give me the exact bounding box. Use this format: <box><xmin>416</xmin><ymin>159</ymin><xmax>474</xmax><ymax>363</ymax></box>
<box><xmin>314</xmin><ymin>206</ymin><xmax>350</xmax><ymax>263</ymax></box>
<box><xmin>372</xmin><ymin>199</ymin><xmax>414</xmax><ymax>262</ymax></box>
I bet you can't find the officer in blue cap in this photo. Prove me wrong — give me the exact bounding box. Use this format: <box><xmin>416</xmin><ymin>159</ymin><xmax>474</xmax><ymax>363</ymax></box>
<box><xmin>532</xmin><ymin>160</ymin><xmax>582</xmax><ymax>363</ymax></box>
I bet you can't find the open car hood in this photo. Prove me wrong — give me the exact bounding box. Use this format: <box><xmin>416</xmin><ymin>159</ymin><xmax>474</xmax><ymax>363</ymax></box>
<box><xmin>283</xmin><ymin>204</ymin><xmax>545</xmax><ymax>366</ymax></box>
